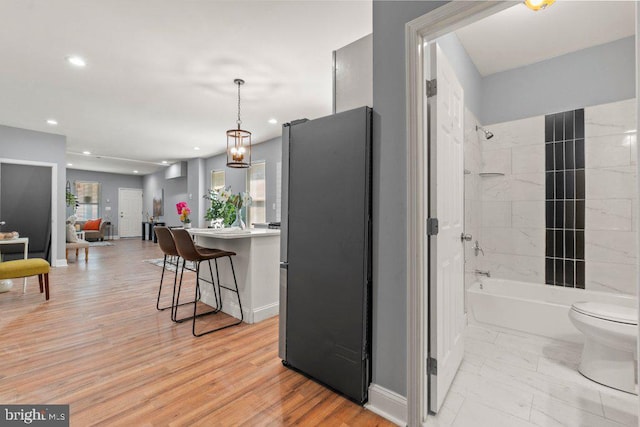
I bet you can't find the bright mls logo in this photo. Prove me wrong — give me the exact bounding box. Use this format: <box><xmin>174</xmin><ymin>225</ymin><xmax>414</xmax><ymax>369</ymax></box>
<box><xmin>1</xmin><ymin>405</ymin><xmax>69</xmax><ymax>426</ymax></box>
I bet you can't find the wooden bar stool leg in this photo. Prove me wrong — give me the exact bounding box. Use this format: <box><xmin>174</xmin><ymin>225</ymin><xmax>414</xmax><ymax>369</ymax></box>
<box><xmin>85</xmin><ymin>247</ymin><xmax>89</xmax><ymax>261</ymax></box>
<box><xmin>38</xmin><ymin>274</ymin><xmax>44</xmax><ymax>293</ymax></box>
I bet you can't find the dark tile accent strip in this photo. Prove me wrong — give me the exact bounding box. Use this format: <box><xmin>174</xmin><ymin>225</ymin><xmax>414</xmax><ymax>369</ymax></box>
<box><xmin>545</xmin><ymin>108</ymin><xmax>585</xmax><ymax>288</ymax></box>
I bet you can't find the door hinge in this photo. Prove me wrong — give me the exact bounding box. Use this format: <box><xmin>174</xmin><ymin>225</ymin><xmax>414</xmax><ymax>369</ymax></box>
<box><xmin>427</xmin><ymin>218</ymin><xmax>439</xmax><ymax>236</ymax></box>
<box><xmin>426</xmin><ymin>79</ymin><xmax>437</xmax><ymax>98</ymax></box>
<box><xmin>427</xmin><ymin>357</ymin><xmax>438</xmax><ymax>376</ymax></box>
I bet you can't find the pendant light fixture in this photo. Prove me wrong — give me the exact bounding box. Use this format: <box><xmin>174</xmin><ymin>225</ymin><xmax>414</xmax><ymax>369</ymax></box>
<box><xmin>523</xmin><ymin>0</ymin><xmax>555</xmax><ymax>12</ymax></box>
<box><xmin>226</xmin><ymin>78</ymin><xmax>251</xmax><ymax>168</ymax></box>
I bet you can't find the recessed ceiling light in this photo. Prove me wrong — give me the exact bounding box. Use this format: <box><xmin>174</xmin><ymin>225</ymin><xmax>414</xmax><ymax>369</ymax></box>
<box><xmin>82</xmin><ymin>151</ymin><xmax>91</xmax><ymax>155</ymax></box>
<box><xmin>66</xmin><ymin>55</ymin><xmax>87</xmax><ymax>67</ymax></box>
<box><xmin>46</xmin><ymin>119</ymin><xmax>58</xmax><ymax>126</ymax></box>
<box><xmin>194</xmin><ymin>147</ymin><xmax>201</xmax><ymax>151</ymax></box>
<box><xmin>268</xmin><ymin>118</ymin><xmax>278</xmax><ymax>124</ymax></box>
<box><xmin>133</xmin><ymin>170</ymin><xmax>139</xmax><ymax>174</ymax></box>
<box><xmin>67</xmin><ymin>163</ymin><xmax>73</xmax><ymax>167</ymax></box>
<box><xmin>161</xmin><ymin>160</ymin><xmax>168</xmax><ymax>164</ymax></box>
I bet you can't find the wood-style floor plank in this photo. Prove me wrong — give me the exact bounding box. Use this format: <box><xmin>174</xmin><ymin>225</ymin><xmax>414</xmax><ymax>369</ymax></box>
<box><xmin>0</xmin><ymin>239</ymin><xmax>393</xmax><ymax>426</ymax></box>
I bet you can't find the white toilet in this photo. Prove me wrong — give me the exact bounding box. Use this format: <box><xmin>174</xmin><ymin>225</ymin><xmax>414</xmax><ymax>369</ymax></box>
<box><xmin>569</xmin><ymin>302</ymin><xmax>638</xmax><ymax>394</ymax></box>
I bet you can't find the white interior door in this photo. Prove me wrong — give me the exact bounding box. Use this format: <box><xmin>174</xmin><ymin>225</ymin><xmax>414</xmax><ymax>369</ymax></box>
<box><xmin>118</xmin><ymin>188</ymin><xmax>142</xmax><ymax>238</ymax></box>
<box><xmin>426</xmin><ymin>42</ymin><xmax>465</xmax><ymax>413</ymax></box>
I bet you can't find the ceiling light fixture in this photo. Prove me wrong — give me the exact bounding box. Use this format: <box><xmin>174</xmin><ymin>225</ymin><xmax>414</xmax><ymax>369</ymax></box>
<box><xmin>46</xmin><ymin>119</ymin><xmax>58</xmax><ymax>126</ymax></box>
<box><xmin>194</xmin><ymin>147</ymin><xmax>200</xmax><ymax>151</ymax></box>
<box><xmin>268</xmin><ymin>118</ymin><xmax>278</xmax><ymax>125</ymax></box>
<box><xmin>133</xmin><ymin>170</ymin><xmax>139</xmax><ymax>174</ymax></box>
<box><xmin>226</xmin><ymin>78</ymin><xmax>251</xmax><ymax>168</ymax></box>
<box><xmin>523</xmin><ymin>0</ymin><xmax>555</xmax><ymax>11</ymax></box>
<box><xmin>66</xmin><ymin>55</ymin><xmax>87</xmax><ymax>67</ymax></box>
<box><xmin>82</xmin><ymin>151</ymin><xmax>91</xmax><ymax>155</ymax></box>
<box><xmin>161</xmin><ymin>160</ymin><xmax>168</xmax><ymax>164</ymax></box>
<box><xmin>67</xmin><ymin>163</ymin><xmax>73</xmax><ymax>167</ymax></box>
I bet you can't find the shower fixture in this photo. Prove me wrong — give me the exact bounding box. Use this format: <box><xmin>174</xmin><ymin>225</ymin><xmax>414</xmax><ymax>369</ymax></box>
<box><xmin>476</xmin><ymin>125</ymin><xmax>494</xmax><ymax>140</ymax></box>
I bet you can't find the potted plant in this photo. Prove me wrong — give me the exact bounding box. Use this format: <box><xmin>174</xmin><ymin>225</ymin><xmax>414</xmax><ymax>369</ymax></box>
<box><xmin>203</xmin><ymin>189</ymin><xmax>236</xmax><ymax>228</ymax></box>
<box><xmin>66</xmin><ymin>190</ymin><xmax>79</xmax><ymax>210</ymax></box>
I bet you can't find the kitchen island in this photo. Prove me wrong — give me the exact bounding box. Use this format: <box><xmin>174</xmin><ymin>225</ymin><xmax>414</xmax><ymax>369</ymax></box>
<box><xmin>188</xmin><ymin>228</ymin><xmax>280</xmax><ymax>324</ymax></box>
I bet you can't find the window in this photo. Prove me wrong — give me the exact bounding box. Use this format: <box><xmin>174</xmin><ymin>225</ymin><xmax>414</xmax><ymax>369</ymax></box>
<box><xmin>75</xmin><ymin>181</ymin><xmax>100</xmax><ymax>221</ymax></box>
<box><xmin>247</xmin><ymin>161</ymin><xmax>266</xmax><ymax>225</ymax></box>
<box><xmin>211</xmin><ymin>170</ymin><xmax>225</xmax><ymax>190</ymax></box>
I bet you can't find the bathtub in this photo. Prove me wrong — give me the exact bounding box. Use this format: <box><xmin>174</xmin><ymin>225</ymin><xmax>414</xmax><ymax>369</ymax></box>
<box><xmin>467</xmin><ymin>278</ymin><xmax>637</xmax><ymax>344</ymax></box>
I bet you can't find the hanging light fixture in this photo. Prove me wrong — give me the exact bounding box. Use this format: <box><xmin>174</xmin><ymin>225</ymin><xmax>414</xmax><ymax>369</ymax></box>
<box><xmin>523</xmin><ymin>0</ymin><xmax>555</xmax><ymax>12</ymax></box>
<box><xmin>226</xmin><ymin>78</ymin><xmax>251</xmax><ymax>168</ymax></box>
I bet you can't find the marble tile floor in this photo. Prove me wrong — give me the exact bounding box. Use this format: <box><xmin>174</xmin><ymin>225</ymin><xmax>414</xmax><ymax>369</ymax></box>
<box><xmin>427</xmin><ymin>323</ymin><xmax>638</xmax><ymax>427</ymax></box>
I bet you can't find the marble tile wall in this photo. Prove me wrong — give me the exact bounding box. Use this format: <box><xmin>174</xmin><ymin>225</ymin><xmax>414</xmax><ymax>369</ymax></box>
<box><xmin>464</xmin><ymin>108</ymin><xmax>482</xmax><ymax>306</ymax></box>
<box><xmin>479</xmin><ymin>115</ymin><xmax>546</xmax><ymax>283</ymax></box>
<box><xmin>584</xmin><ymin>98</ymin><xmax>637</xmax><ymax>294</ymax></box>
<box><xmin>472</xmin><ymin>98</ymin><xmax>638</xmax><ymax>294</ymax></box>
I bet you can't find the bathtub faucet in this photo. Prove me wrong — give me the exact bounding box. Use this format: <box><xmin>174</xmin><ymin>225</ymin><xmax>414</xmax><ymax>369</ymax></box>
<box><xmin>475</xmin><ymin>269</ymin><xmax>490</xmax><ymax>278</ymax></box>
<box><xmin>473</xmin><ymin>240</ymin><xmax>484</xmax><ymax>256</ymax></box>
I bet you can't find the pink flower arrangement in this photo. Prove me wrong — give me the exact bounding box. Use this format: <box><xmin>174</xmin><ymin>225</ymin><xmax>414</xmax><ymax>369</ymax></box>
<box><xmin>176</xmin><ymin>202</ymin><xmax>191</xmax><ymax>224</ymax></box>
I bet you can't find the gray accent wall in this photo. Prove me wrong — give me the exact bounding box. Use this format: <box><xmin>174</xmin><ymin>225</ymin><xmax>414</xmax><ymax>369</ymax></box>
<box><xmin>372</xmin><ymin>0</ymin><xmax>449</xmax><ymax>397</ymax></box>
<box><xmin>438</xmin><ymin>32</ymin><xmax>483</xmax><ymax>120</ymax></box>
<box><xmin>204</xmin><ymin>136</ymin><xmax>282</xmax><ymax>224</ymax></box>
<box><xmin>143</xmin><ymin>171</ymin><xmax>188</xmax><ymax>228</ymax></box>
<box><xmin>66</xmin><ymin>169</ymin><xmax>143</xmax><ymax>236</ymax></box>
<box><xmin>482</xmin><ymin>36</ymin><xmax>635</xmax><ymax>125</ymax></box>
<box><xmin>142</xmin><ymin>136</ymin><xmax>282</xmax><ymax>228</ymax></box>
<box><xmin>0</xmin><ymin>124</ymin><xmax>66</xmax><ymax>265</ymax></box>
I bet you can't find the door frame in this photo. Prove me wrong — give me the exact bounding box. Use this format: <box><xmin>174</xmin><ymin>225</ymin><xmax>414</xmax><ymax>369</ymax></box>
<box><xmin>117</xmin><ymin>187</ymin><xmax>143</xmax><ymax>238</ymax></box>
<box><xmin>0</xmin><ymin>158</ymin><xmax>59</xmax><ymax>266</ymax></box>
<box><xmin>404</xmin><ymin>2</ymin><xmax>517</xmax><ymax>425</ymax></box>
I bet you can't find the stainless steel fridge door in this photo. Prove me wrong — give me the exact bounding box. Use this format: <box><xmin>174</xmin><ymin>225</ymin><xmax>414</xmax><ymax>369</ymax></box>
<box><xmin>278</xmin><ymin>262</ymin><xmax>288</xmax><ymax>359</ymax></box>
<box><xmin>284</xmin><ymin>106</ymin><xmax>372</xmax><ymax>404</ymax></box>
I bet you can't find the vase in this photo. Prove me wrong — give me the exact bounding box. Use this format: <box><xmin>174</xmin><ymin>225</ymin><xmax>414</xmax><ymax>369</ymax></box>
<box><xmin>0</xmin><ymin>279</ymin><xmax>13</xmax><ymax>293</ymax></box>
<box><xmin>210</xmin><ymin>218</ymin><xmax>224</xmax><ymax>229</ymax></box>
<box><xmin>230</xmin><ymin>208</ymin><xmax>245</xmax><ymax>230</ymax></box>
<box><xmin>183</xmin><ymin>222</ymin><xmax>192</xmax><ymax>229</ymax></box>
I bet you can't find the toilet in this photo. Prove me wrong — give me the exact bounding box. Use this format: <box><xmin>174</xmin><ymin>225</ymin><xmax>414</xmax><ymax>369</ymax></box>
<box><xmin>569</xmin><ymin>302</ymin><xmax>638</xmax><ymax>394</ymax></box>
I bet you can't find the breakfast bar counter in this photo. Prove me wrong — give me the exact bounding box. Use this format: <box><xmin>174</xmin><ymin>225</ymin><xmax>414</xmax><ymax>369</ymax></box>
<box><xmin>188</xmin><ymin>228</ymin><xmax>280</xmax><ymax>324</ymax></box>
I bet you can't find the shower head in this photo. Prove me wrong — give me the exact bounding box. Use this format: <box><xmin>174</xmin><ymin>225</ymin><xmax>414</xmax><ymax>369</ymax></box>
<box><xmin>476</xmin><ymin>125</ymin><xmax>494</xmax><ymax>140</ymax></box>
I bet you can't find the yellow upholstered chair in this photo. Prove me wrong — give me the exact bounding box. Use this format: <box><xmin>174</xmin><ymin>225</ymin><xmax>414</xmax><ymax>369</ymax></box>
<box><xmin>0</xmin><ymin>259</ymin><xmax>50</xmax><ymax>300</ymax></box>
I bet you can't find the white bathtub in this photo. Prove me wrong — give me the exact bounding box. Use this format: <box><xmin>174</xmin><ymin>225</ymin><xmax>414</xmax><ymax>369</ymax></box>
<box><xmin>467</xmin><ymin>278</ymin><xmax>637</xmax><ymax>344</ymax></box>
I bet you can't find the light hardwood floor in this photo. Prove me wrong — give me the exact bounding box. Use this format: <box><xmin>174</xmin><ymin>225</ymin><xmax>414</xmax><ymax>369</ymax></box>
<box><xmin>0</xmin><ymin>239</ymin><xmax>393</xmax><ymax>426</ymax></box>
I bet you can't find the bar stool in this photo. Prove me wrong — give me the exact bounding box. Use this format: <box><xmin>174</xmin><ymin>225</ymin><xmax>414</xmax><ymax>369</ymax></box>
<box><xmin>171</xmin><ymin>228</ymin><xmax>244</xmax><ymax>336</ymax></box>
<box><xmin>154</xmin><ymin>226</ymin><xmax>195</xmax><ymax>319</ymax></box>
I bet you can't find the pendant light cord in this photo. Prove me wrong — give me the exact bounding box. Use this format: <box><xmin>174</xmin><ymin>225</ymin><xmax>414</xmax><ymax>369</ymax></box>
<box><xmin>237</xmin><ymin>81</ymin><xmax>242</xmax><ymax>127</ymax></box>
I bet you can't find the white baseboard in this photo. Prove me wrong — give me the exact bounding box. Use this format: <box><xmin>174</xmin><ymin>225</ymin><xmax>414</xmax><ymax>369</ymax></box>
<box><xmin>53</xmin><ymin>259</ymin><xmax>68</xmax><ymax>267</ymax></box>
<box><xmin>365</xmin><ymin>383</ymin><xmax>407</xmax><ymax>426</ymax></box>
<box><xmin>253</xmin><ymin>302</ymin><xmax>279</xmax><ymax>323</ymax></box>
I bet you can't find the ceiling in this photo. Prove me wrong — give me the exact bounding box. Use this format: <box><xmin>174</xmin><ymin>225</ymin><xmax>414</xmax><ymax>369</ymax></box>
<box><xmin>0</xmin><ymin>1</ymin><xmax>371</xmax><ymax>175</ymax></box>
<box><xmin>455</xmin><ymin>1</ymin><xmax>635</xmax><ymax>77</ymax></box>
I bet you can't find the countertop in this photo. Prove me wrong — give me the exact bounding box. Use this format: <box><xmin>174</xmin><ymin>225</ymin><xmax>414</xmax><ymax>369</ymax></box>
<box><xmin>188</xmin><ymin>228</ymin><xmax>280</xmax><ymax>240</ymax></box>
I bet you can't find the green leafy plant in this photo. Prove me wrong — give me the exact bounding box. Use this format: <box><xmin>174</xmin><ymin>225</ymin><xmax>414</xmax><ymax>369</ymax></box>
<box><xmin>66</xmin><ymin>190</ymin><xmax>78</xmax><ymax>209</ymax></box>
<box><xmin>204</xmin><ymin>189</ymin><xmax>237</xmax><ymax>226</ymax></box>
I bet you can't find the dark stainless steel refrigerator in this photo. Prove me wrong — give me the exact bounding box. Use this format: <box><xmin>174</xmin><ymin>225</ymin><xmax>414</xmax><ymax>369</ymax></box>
<box><xmin>279</xmin><ymin>106</ymin><xmax>372</xmax><ymax>404</ymax></box>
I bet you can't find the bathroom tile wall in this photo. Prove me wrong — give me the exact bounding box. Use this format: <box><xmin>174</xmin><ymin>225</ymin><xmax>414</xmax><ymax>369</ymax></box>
<box><xmin>464</xmin><ymin>107</ymin><xmax>482</xmax><ymax>305</ymax></box>
<box><xmin>544</xmin><ymin>108</ymin><xmax>586</xmax><ymax>289</ymax></box>
<box><xmin>477</xmin><ymin>98</ymin><xmax>637</xmax><ymax>295</ymax></box>
<box><xmin>480</xmin><ymin>115</ymin><xmax>546</xmax><ymax>283</ymax></box>
<box><xmin>584</xmin><ymin>98</ymin><xmax>637</xmax><ymax>294</ymax></box>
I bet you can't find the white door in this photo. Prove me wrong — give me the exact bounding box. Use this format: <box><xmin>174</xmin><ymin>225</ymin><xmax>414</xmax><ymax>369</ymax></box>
<box><xmin>118</xmin><ymin>188</ymin><xmax>143</xmax><ymax>238</ymax></box>
<box><xmin>426</xmin><ymin>43</ymin><xmax>465</xmax><ymax>413</ymax></box>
